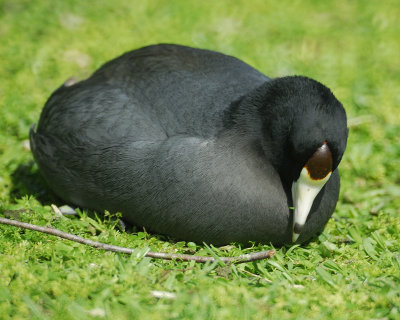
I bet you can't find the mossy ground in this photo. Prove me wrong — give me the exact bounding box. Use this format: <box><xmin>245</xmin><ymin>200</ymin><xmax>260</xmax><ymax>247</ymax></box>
<box><xmin>0</xmin><ymin>1</ymin><xmax>399</xmax><ymax>319</ymax></box>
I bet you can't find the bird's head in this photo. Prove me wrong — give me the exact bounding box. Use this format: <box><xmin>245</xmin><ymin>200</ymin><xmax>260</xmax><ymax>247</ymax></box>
<box><xmin>257</xmin><ymin>76</ymin><xmax>348</xmax><ymax>242</ymax></box>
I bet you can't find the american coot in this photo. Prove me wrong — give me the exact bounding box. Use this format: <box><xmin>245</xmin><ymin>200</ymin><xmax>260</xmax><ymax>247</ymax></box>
<box><xmin>30</xmin><ymin>44</ymin><xmax>348</xmax><ymax>245</ymax></box>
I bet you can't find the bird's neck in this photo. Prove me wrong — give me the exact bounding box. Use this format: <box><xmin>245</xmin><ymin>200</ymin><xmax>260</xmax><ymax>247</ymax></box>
<box><xmin>220</xmin><ymin>81</ymin><xmax>294</xmax><ymax>182</ymax></box>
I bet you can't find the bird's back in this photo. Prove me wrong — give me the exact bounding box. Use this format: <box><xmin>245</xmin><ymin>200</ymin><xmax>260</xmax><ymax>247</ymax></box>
<box><xmin>36</xmin><ymin>44</ymin><xmax>268</xmax><ymax>143</ymax></box>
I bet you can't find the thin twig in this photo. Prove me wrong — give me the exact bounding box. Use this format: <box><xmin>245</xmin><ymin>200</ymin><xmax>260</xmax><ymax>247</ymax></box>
<box><xmin>0</xmin><ymin>217</ymin><xmax>275</xmax><ymax>264</ymax></box>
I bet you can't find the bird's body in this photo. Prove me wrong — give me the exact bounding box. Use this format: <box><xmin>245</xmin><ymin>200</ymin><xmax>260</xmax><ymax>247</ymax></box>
<box><xmin>31</xmin><ymin>44</ymin><xmax>347</xmax><ymax>245</ymax></box>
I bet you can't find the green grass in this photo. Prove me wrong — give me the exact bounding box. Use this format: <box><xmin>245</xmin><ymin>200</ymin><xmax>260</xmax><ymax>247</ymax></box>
<box><xmin>1</xmin><ymin>0</ymin><xmax>400</xmax><ymax>319</ymax></box>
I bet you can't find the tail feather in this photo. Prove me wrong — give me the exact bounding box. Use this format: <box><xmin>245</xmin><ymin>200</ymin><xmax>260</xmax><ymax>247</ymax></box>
<box><xmin>29</xmin><ymin>124</ymin><xmax>37</xmax><ymax>156</ymax></box>
<box><xmin>29</xmin><ymin>124</ymin><xmax>56</xmax><ymax>167</ymax></box>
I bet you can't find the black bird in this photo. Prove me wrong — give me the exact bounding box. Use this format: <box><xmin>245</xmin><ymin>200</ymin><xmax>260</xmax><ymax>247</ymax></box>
<box><xmin>30</xmin><ymin>44</ymin><xmax>348</xmax><ymax>245</ymax></box>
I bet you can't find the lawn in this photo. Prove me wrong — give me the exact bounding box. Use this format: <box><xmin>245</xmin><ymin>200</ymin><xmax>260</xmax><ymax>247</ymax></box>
<box><xmin>0</xmin><ymin>0</ymin><xmax>399</xmax><ymax>319</ymax></box>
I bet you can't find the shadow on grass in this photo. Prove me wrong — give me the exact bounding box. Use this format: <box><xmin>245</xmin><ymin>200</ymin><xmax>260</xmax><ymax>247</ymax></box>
<box><xmin>9</xmin><ymin>161</ymin><xmax>63</xmax><ymax>206</ymax></box>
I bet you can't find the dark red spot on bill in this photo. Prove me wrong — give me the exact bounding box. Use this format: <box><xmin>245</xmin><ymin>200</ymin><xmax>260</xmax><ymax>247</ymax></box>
<box><xmin>305</xmin><ymin>142</ymin><xmax>333</xmax><ymax>180</ymax></box>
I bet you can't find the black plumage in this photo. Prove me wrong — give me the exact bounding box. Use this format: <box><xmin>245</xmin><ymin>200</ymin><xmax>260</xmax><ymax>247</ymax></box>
<box><xmin>30</xmin><ymin>44</ymin><xmax>348</xmax><ymax>245</ymax></box>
